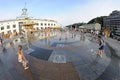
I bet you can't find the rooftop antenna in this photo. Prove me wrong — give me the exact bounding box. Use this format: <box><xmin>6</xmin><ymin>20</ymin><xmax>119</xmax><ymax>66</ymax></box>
<box><xmin>21</xmin><ymin>2</ymin><xmax>28</xmax><ymax>18</ymax></box>
<box><xmin>24</xmin><ymin>2</ymin><xmax>27</xmax><ymax>8</ymax></box>
<box><xmin>17</xmin><ymin>1</ymin><xmax>28</xmax><ymax>19</ymax></box>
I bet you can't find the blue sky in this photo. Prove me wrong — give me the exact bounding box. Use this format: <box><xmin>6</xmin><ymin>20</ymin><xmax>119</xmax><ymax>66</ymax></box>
<box><xmin>0</xmin><ymin>0</ymin><xmax>120</xmax><ymax>26</ymax></box>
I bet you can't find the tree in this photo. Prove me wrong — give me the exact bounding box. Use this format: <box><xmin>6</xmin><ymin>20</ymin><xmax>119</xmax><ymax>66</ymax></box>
<box><xmin>66</xmin><ymin>22</ymin><xmax>86</xmax><ymax>28</ymax></box>
<box><xmin>87</xmin><ymin>16</ymin><xmax>106</xmax><ymax>27</ymax></box>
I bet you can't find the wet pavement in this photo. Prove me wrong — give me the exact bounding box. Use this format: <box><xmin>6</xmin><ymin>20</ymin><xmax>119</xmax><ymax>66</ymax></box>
<box><xmin>97</xmin><ymin>43</ymin><xmax>120</xmax><ymax>80</ymax></box>
<box><xmin>30</xmin><ymin>45</ymin><xmax>53</xmax><ymax>60</ymax></box>
<box><xmin>0</xmin><ymin>31</ymin><xmax>120</xmax><ymax>80</ymax></box>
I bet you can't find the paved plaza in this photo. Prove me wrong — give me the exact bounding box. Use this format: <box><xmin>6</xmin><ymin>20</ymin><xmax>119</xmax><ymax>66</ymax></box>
<box><xmin>0</xmin><ymin>31</ymin><xmax>120</xmax><ymax>80</ymax></box>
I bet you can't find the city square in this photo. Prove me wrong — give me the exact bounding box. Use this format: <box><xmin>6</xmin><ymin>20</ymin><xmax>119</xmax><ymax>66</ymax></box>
<box><xmin>0</xmin><ymin>0</ymin><xmax>120</xmax><ymax>80</ymax></box>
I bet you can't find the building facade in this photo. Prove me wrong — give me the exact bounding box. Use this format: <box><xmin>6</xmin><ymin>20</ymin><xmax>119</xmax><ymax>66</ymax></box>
<box><xmin>0</xmin><ymin>7</ymin><xmax>58</xmax><ymax>35</ymax></box>
<box><xmin>103</xmin><ymin>10</ymin><xmax>120</xmax><ymax>38</ymax></box>
<box><xmin>79</xmin><ymin>23</ymin><xmax>101</xmax><ymax>31</ymax></box>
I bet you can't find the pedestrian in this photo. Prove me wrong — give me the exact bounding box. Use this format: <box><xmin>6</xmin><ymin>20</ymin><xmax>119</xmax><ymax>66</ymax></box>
<box><xmin>10</xmin><ymin>41</ymin><xmax>15</xmax><ymax>50</ymax></box>
<box><xmin>65</xmin><ymin>29</ymin><xmax>68</xmax><ymax>40</ymax></box>
<box><xmin>0</xmin><ymin>36</ymin><xmax>3</xmax><ymax>46</ymax></box>
<box><xmin>80</xmin><ymin>29</ymin><xmax>85</xmax><ymax>41</ymax></box>
<box><xmin>9</xmin><ymin>37</ymin><xmax>15</xmax><ymax>50</ymax></box>
<box><xmin>98</xmin><ymin>35</ymin><xmax>105</xmax><ymax>58</ymax></box>
<box><xmin>17</xmin><ymin>45</ymin><xmax>29</xmax><ymax>69</ymax></box>
<box><xmin>59</xmin><ymin>29</ymin><xmax>62</xmax><ymax>41</ymax></box>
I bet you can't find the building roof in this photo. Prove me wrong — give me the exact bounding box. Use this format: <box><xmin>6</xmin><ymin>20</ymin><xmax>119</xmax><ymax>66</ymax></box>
<box><xmin>110</xmin><ymin>10</ymin><xmax>120</xmax><ymax>16</ymax></box>
<box><xmin>0</xmin><ymin>19</ymin><xmax>57</xmax><ymax>23</ymax></box>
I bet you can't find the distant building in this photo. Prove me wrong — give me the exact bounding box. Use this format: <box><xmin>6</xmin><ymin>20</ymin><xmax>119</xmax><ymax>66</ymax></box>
<box><xmin>103</xmin><ymin>10</ymin><xmax>120</xmax><ymax>38</ymax></box>
<box><xmin>79</xmin><ymin>23</ymin><xmax>101</xmax><ymax>31</ymax></box>
<box><xmin>0</xmin><ymin>6</ymin><xmax>58</xmax><ymax>36</ymax></box>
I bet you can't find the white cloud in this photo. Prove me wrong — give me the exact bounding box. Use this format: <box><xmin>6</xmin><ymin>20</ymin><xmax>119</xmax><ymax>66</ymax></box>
<box><xmin>0</xmin><ymin>0</ymin><xmax>120</xmax><ymax>26</ymax></box>
<box><xmin>51</xmin><ymin>0</ymin><xmax>120</xmax><ymax>26</ymax></box>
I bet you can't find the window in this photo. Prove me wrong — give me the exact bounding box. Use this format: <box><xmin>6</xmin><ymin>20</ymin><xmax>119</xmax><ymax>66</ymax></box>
<box><xmin>13</xmin><ymin>30</ymin><xmax>16</xmax><ymax>32</ymax></box>
<box><xmin>13</xmin><ymin>25</ymin><xmax>16</xmax><ymax>28</ymax></box>
<box><xmin>2</xmin><ymin>32</ymin><xmax>4</xmax><ymax>35</ymax></box>
<box><xmin>54</xmin><ymin>24</ymin><xmax>56</xmax><ymax>26</ymax></box>
<box><xmin>1</xmin><ymin>26</ymin><xmax>4</xmax><ymax>30</ymax></box>
<box><xmin>7</xmin><ymin>25</ymin><xmax>10</xmax><ymax>29</ymax></box>
<box><xmin>44</xmin><ymin>23</ymin><xmax>47</xmax><ymax>26</ymax></box>
<box><xmin>51</xmin><ymin>24</ymin><xmax>53</xmax><ymax>26</ymax></box>
<box><xmin>48</xmin><ymin>23</ymin><xmax>50</xmax><ymax>26</ymax></box>
<box><xmin>41</xmin><ymin>23</ymin><xmax>43</xmax><ymax>26</ymax></box>
<box><xmin>36</xmin><ymin>23</ymin><xmax>39</xmax><ymax>26</ymax></box>
<box><xmin>7</xmin><ymin>31</ymin><xmax>11</xmax><ymax>34</ymax></box>
<box><xmin>36</xmin><ymin>27</ymin><xmax>39</xmax><ymax>30</ymax></box>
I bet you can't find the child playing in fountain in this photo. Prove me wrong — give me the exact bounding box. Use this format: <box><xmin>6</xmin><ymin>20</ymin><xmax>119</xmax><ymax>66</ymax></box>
<box><xmin>17</xmin><ymin>45</ymin><xmax>29</xmax><ymax>69</ymax></box>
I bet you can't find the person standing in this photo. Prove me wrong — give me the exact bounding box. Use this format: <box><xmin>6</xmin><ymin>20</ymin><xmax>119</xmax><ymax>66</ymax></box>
<box><xmin>98</xmin><ymin>35</ymin><xmax>105</xmax><ymax>58</ymax></box>
<box><xmin>59</xmin><ymin>29</ymin><xmax>62</xmax><ymax>41</ymax></box>
<box><xmin>65</xmin><ymin>29</ymin><xmax>68</xmax><ymax>40</ymax></box>
<box><xmin>0</xmin><ymin>36</ymin><xmax>3</xmax><ymax>47</ymax></box>
<box><xmin>18</xmin><ymin>45</ymin><xmax>29</xmax><ymax>69</ymax></box>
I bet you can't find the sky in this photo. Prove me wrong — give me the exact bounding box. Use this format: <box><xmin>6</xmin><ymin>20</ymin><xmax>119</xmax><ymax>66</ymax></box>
<box><xmin>0</xmin><ymin>0</ymin><xmax>120</xmax><ymax>26</ymax></box>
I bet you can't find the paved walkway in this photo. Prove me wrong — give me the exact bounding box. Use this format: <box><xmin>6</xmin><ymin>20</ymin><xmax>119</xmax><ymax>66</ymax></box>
<box><xmin>0</xmin><ymin>32</ymin><xmax>114</xmax><ymax>80</ymax></box>
<box><xmin>28</xmin><ymin>33</ymin><xmax>111</xmax><ymax>80</ymax></box>
<box><xmin>97</xmin><ymin>37</ymin><xmax>120</xmax><ymax>80</ymax></box>
<box><xmin>104</xmin><ymin>37</ymin><xmax>120</xmax><ymax>57</ymax></box>
<box><xmin>0</xmin><ymin>46</ymin><xmax>80</xmax><ymax>80</ymax></box>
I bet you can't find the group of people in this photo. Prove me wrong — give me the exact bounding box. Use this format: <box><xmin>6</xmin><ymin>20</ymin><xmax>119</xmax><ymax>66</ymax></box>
<box><xmin>0</xmin><ymin>35</ymin><xmax>29</xmax><ymax>70</ymax></box>
<box><xmin>80</xmin><ymin>29</ymin><xmax>86</xmax><ymax>41</ymax></box>
<box><xmin>90</xmin><ymin>30</ymin><xmax>105</xmax><ymax>58</ymax></box>
<box><xmin>89</xmin><ymin>30</ymin><xmax>105</xmax><ymax>58</ymax></box>
<box><xmin>59</xmin><ymin>29</ymin><xmax>69</xmax><ymax>41</ymax></box>
<box><xmin>0</xmin><ymin>28</ymin><xmax>105</xmax><ymax>71</ymax></box>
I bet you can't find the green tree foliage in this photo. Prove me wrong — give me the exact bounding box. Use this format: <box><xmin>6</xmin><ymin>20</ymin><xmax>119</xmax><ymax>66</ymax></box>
<box><xmin>66</xmin><ymin>22</ymin><xmax>86</xmax><ymax>28</ymax></box>
<box><xmin>87</xmin><ymin>16</ymin><xmax>106</xmax><ymax>26</ymax></box>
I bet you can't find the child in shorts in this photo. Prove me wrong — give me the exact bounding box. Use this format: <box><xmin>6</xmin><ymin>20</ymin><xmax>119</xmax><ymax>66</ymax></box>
<box><xmin>18</xmin><ymin>45</ymin><xmax>29</xmax><ymax>69</ymax></box>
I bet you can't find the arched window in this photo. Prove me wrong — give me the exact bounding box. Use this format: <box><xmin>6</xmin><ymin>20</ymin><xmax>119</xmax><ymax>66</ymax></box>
<box><xmin>13</xmin><ymin>24</ymin><xmax>16</xmax><ymax>28</ymax></box>
<box><xmin>48</xmin><ymin>23</ymin><xmax>50</xmax><ymax>26</ymax></box>
<box><xmin>7</xmin><ymin>25</ymin><xmax>10</xmax><ymax>29</ymax></box>
<box><xmin>44</xmin><ymin>23</ymin><xmax>47</xmax><ymax>26</ymax></box>
<box><xmin>1</xmin><ymin>26</ymin><xmax>4</xmax><ymax>30</ymax></box>
<box><xmin>41</xmin><ymin>23</ymin><xmax>43</xmax><ymax>26</ymax></box>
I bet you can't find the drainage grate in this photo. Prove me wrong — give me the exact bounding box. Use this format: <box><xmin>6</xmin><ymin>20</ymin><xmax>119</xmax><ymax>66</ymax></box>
<box><xmin>53</xmin><ymin>55</ymin><xmax>66</xmax><ymax>63</ymax></box>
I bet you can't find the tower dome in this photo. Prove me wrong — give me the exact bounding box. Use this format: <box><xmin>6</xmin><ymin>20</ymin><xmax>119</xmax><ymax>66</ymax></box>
<box><xmin>16</xmin><ymin>3</ymin><xmax>29</xmax><ymax>19</ymax></box>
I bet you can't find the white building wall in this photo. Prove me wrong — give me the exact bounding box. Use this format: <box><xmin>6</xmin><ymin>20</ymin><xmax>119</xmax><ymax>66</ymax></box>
<box><xmin>0</xmin><ymin>21</ymin><xmax>20</xmax><ymax>34</ymax></box>
<box><xmin>32</xmin><ymin>19</ymin><xmax>57</xmax><ymax>29</ymax></box>
<box><xmin>0</xmin><ymin>19</ymin><xmax>58</xmax><ymax>35</ymax></box>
